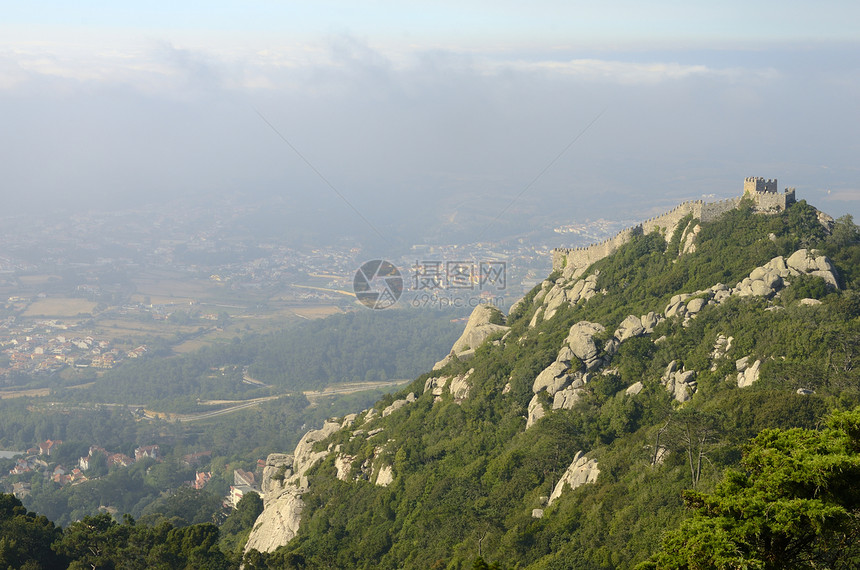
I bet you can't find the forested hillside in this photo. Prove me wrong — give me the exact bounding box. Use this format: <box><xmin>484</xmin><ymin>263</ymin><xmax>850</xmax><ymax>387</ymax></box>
<box><xmin>243</xmin><ymin>201</ymin><xmax>860</xmax><ymax>569</ymax></box>
<box><xmin>6</xmin><ymin>200</ymin><xmax>860</xmax><ymax>569</ymax></box>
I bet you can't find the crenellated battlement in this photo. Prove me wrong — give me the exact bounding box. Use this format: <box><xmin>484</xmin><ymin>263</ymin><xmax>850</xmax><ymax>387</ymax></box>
<box><xmin>744</xmin><ymin>177</ymin><xmax>778</xmax><ymax>194</ymax></box>
<box><xmin>552</xmin><ymin>177</ymin><xmax>797</xmax><ymax>273</ymax></box>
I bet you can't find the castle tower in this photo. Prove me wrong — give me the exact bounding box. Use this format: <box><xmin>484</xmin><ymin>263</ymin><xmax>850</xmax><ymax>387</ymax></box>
<box><xmin>743</xmin><ymin>177</ymin><xmax>778</xmax><ymax>194</ymax></box>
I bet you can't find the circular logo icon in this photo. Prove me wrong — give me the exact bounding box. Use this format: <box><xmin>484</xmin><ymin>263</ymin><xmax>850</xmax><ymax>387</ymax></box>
<box><xmin>353</xmin><ymin>260</ymin><xmax>403</xmax><ymax>310</ymax></box>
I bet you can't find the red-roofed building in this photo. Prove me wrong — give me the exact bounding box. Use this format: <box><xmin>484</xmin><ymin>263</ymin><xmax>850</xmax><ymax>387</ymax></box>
<box><xmin>38</xmin><ymin>439</ymin><xmax>63</xmax><ymax>456</ymax></box>
<box><xmin>192</xmin><ymin>471</ymin><xmax>212</xmax><ymax>490</ymax></box>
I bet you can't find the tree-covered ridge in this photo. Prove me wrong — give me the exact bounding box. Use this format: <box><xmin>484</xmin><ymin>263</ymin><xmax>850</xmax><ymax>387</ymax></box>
<box><xmin>244</xmin><ymin>203</ymin><xmax>860</xmax><ymax>568</ymax></box>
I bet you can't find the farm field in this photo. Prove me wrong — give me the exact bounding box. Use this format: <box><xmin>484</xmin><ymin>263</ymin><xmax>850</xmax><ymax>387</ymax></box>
<box><xmin>21</xmin><ymin>297</ymin><xmax>98</xmax><ymax>317</ymax></box>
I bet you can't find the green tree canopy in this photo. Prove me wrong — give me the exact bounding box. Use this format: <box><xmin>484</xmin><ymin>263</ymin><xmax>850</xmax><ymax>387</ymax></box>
<box><xmin>640</xmin><ymin>408</ymin><xmax>860</xmax><ymax>569</ymax></box>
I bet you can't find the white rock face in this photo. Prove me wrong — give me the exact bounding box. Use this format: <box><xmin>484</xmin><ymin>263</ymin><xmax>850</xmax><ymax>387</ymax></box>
<box><xmin>686</xmin><ymin>297</ymin><xmax>706</xmax><ymax>314</ymax></box>
<box><xmin>737</xmin><ymin>358</ymin><xmax>761</xmax><ymax>388</ymax></box>
<box><xmin>527</xmin><ymin>394</ymin><xmax>546</xmax><ymax>428</ymax></box>
<box><xmin>449</xmin><ymin>373</ymin><xmax>472</xmax><ymax>402</ymax></box>
<box><xmin>375</xmin><ymin>464</ymin><xmax>394</xmax><ymax>487</ymax></box>
<box><xmin>711</xmin><ymin>334</ymin><xmax>733</xmax><ymax>370</ymax></box>
<box><xmin>245</xmin><ymin>421</ymin><xmax>340</xmax><ymax>555</ymax></box>
<box><xmin>548</xmin><ymin>451</ymin><xmax>600</xmax><ymax>505</ymax></box>
<box><xmin>424</xmin><ymin>376</ymin><xmax>448</xmax><ymax>396</ymax></box>
<box><xmin>449</xmin><ymin>305</ymin><xmax>508</xmax><ymax>354</ymax></box>
<box><xmin>625</xmin><ymin>381</ymin><xmax>644</xmax><ymax>396</ymax></box>
<box><xmin>528</xmin><ymin>307</ymin><xmax>544</xmax><ymax>329</ymax></box>
<box><xmin>552</xmin><ymin>386</ymin><xmax>583</xmax><ymax>410</ymax></box>
<box><xmin>640</xmin><ymin>312</ymin><xmax>661</xmax><ymax>333</ymax></box>
<box><xmin>434</xmin><ymin>305</ymin><xmax>509</xmax><ymax>369</ymax></box>
<box><xmin>681</xmin><ymin>223</ymin><xmax>701</xmax><ymax>255</ymax></box>
<box><xmin>334</xmin><ymin>454</ymin><xmax>354</xmax><ymax>481</ymax></box>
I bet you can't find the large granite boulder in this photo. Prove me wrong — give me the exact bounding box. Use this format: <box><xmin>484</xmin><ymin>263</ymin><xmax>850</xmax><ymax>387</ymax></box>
<box><xmin>565</xmin><ymin>321</ymin><xmax>605</xmax><ymax>370</ymax></box>
<box><xmin>548</xmin><ymin>451</ymin><xmax>600</xmax><ymax>505</ymax></box>
<box><xmin>434</xmin><ymin>304</ymin><xmax>509</xmax><ymax>369</ymax></box>
<box><xmin>614</xmin><ymin>315</ymin><xmax>645</xmax><ymax>342</ymax></box>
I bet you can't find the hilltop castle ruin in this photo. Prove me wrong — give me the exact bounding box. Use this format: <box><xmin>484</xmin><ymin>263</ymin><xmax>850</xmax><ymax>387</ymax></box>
<box><xmin>552</xmin><ymin>177</ymin><xmax>797</xmax><ymax>275</ymax></box>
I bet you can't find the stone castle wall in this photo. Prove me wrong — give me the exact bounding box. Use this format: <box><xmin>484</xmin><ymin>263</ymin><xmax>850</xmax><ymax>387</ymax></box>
<box><xmin>552</xmin><ymin>179</ymin><xmax>797</xmax><ymax>273</ymax></box>
<box><xmin>700</xmin><ymin>196</ymin><xmax>742</xmax><ymax>222</ymax></box>
<box><xmin>751</xmin><ymin>188</ymin><xmax>796</xmax><ymax>212</ymax></box>
<box><xmin>553</xmin><ymin>200</ymin><xmax>703</xmax><ymax>272</ymax></box>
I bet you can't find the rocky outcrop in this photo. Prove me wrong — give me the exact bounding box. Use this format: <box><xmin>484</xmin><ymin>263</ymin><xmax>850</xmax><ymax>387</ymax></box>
<box><xmin>659</xmin><ymin>250</ymin><xmax>838</xmax><ymax>327</ymax></box>
<box><xmin>382</xmin><ymin>392</ymin><xmax>416</xmax><ymax>417</ymax></box>
<box><xmin>527</xmin><ymin>394</ymin><xmax>546</xmax><ymax>429</ymax></box>
<box><xmin>566</xmin><ymin>321</ymin><xmax>605</xmax><ymax>370</ymax></box>
<box><xmin>334</xmin><ymin>452</ymin><xmax>354</xmax><ymax>481</ymax></box>
<box><xmin>680</xmin><ymin>223</ymin><xmax>701</xmax><ymax>255</ymax></box>
<box><xmin>434</xmin><ymin>305</ymin><xmax>509</xmax><ymax>369</ymax></box>
<box><xmin>542</xmin><ymin>273</ymin><xmax>599</xmax><ymax>321</ymax></box>
<box><xmin>613</xmin><ymin>315</ymin><xmax>645</xmax><ymax>342</ymax></box>
<box><xmin>449</xmin><ymin>373</ymin><xmax>471</xmax><ymax>402</ymax></box>
<box><xmin>611</xmin><ymin>312</ymin><xmax>662</xmax><ymax>342</ymax></box>
<box><xmin>548</xmin><ymin>451</ymin><xmax>600</xmax><ymax>505</ymax></box>
<box><xmin>246</xmin><ymin>420</ymin><xmax>340</xmax><ymax>554</ymax></box>
<box><xmin>552</xmin><ymin>385</ymin><xmax>584</xmax><ymax>409</ymax></box>
<box><xmin>528</xmin><ymin>325</ymin><xmax>602</xmax><ymax>424</ymax></box>
<box><xmin>734</xmin><ymin>250</ymin><xmax>838</xmax><ymax>297</ymax></box>
<box><xmin>662</xmin><ymin>361</ymin><xmax>697</xmax><ymax>402</ymax></box>
<box><xmin>375</xmin><ymin>464</ymin><xmax>394</xmax><ymax>487</ymax></box>
<box><xmin>533</xmin><ymin>361</ymin><xmax>572</xmax><ymax>395</ymax></box>
<box><xmin>710</xmin><ymin>334</ymin><xmax>733</xmax><ymax>370</ymax></box>
<box><xmin>424</xmin><ymin>369</ymin><xmax>474</xmax><ymax>404</ymax></box>
<box><xmin>736</xmin><ymin>357</ymin><xmax>761</xmax><ymax>388</ymax></box>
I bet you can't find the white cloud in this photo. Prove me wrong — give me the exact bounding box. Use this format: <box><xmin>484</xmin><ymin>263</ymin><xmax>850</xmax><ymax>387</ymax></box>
<box><xmin>0</xmin><ymin>36</ymin><xmax>784</xmax><ymax>95</ymax></box>
<box><xmin>489</xmin><ymin>58</ymin><xmax>779</xmax><ymax>84</ymax></box>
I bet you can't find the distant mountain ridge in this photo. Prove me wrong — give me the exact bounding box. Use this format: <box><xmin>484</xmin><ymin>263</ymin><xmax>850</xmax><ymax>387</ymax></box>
<box><xmin>243</xmin><ymin>184</ymin><xmax>860</xmax><ymax>569</ymax></box>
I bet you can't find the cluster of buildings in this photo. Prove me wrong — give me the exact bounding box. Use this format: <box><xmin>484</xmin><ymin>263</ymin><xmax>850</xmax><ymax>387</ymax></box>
<box><xmin>4</xmin><ymin>441</ymin><xmax>161</xmax><ymax>493</ymax></box>
<box><xmin>188</xmin><ymin>464</ymin><xmax>262</xmax><ymax>508</ymax></box>
<box><xmin>0</xmin><ymin>314</ymin><xmax>148</xmax><ymax>376</ymax></box>
<box><xmin>5</xmin><ymin>440</ymin><xmax>262</xmax><ymax>512</ymax></box>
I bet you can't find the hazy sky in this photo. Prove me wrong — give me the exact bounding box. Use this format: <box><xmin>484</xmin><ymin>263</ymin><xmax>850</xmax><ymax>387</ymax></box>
<box><xmin>2</xmin><ymin>1</ymin><xmax>859</xmax><ymax>243</ymax></box>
